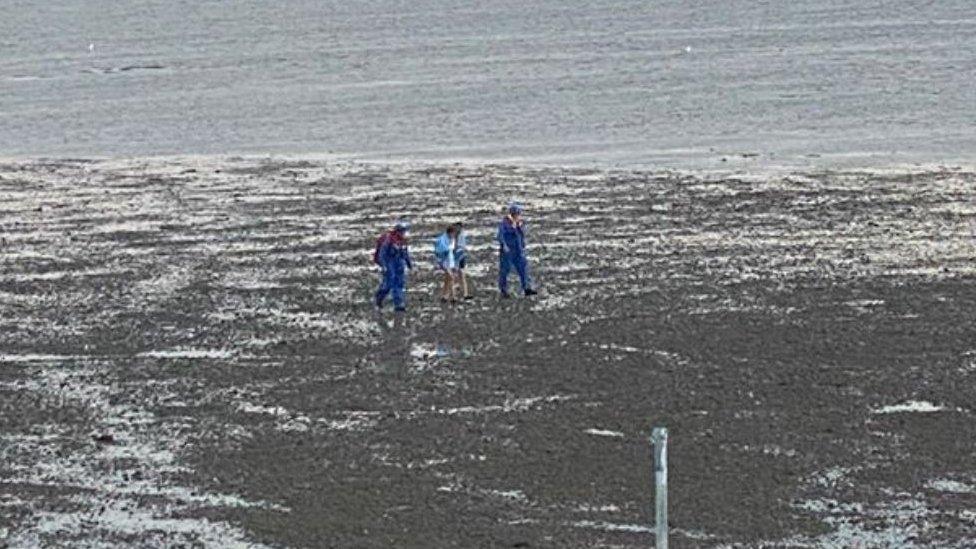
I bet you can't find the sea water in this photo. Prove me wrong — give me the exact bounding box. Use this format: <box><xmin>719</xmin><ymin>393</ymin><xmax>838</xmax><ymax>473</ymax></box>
<box><xmin>1</xmin><ymin>0</ymin><xmax>974</xmax><ymax>169</ymax></box>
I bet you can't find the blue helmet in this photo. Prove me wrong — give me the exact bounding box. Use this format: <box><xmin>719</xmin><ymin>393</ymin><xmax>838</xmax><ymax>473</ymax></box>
<box><xmin>508</xmin><ymin>201</ymin><xmax>524</xmax><ymax>215</ymax></box>
<box><xmin>394</xmin><ymin>219</ymin><xmax>411</xmax><ymax>233</ymax></box>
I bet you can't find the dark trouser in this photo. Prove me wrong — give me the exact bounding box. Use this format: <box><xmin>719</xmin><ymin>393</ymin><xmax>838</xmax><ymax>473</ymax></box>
<box><xmin>375</xmin><ymin>266</ymin><xmax>406</xmax><ymax>309</ymax></box>
<box><xmin>498</xmin><ymin>250</ymin><xmax>531</xmax><ymax>294</ymax></box>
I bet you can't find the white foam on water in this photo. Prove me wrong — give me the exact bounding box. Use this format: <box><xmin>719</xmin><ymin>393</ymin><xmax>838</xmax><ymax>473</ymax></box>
<box><xmin>409</xmin><ymin>342</ymin><xmax>452</xmax><ymax>370</ymax></box>
<box><xmin>16</xmin><ymin>505</ymin><xmax>266</xmax><ymax>549</ymax></box>
<box><xmin>238</xmin><ymin>401</ymin><xmax>291</xmax><ymax>417</ymax></box>
<box><xmin>488</xmin><ymin>489</ymin><xmax>528</xmax><ymax>501</ymax></box>
<box><xmin>0</xmin><ymin>291</ymin><xmax>56</xmax><ymax>306</ymax></box>
<box><xmin>926</xmin><ymin>479</ymin><xmax>975</xmax><ymax>494</ymax></box>
<box><xmin>228</xmin><ymin>194</ymin><xmax>303</xmax><ymax>204</ymax></box>
<box><xmin>1</xmin><ymin>267</ymin><xmax>129</xmax><ymax>282</ymax></box>
<box><xmin>529</xmin><ymin>293</ymin><xmax>571</xmax><ymax>311</ymax></box>
<box><xmin>0</xmin><ymin>250</ymin><xmax>73</xmax><ymax>261</ymax></box>
<box><xmin>584</xmin><ymin>428</ymin><xmax>625</xmax><ymax>438</ymax></box>
<box><xmin>768</xmin><ymin>444</ymin><xmax>972</xmax><ymax>549</ymax></box>
<box><xmin>596</xmin><ymin>343</ymin><xmax>642</xmax><ymax>354</ymax></box>
<box><xmin>436</xmin><ymin>394</ymin><xmax>575</xmax><ymax>416</ymax></box>
<box><xmin>784</xmin><ymin>496</ymin><xmax>934</xmax><ymax>549</ymax></box>
<box><xmin>138</xmin><ymin>348</ymin><xmax>233</xmax><ymax>359</ymax></box>
<box><xmin>872</xmin><ymin>400</ymin><xmax>948</xmax><ymax>414</ymax></box>
<box><xmin>278</xmin><ymin>417</ymin><xmax>312</xmax><ymax>432</ymax></box>
<box><xmin>266</xmin><ymin>310</ymin><xmax>378</xmax><ymax>341</ymax></box>
<box><xmin>130</xmin><ymin>265</ymin><xmax>195</xmax><ymax>305</ymax></box>
<box><xmin>576</xmin><ymin>503</ymin><xmax>621</xmax><ymax>513</ymax></box>
<box><xmin>846</xmin><ymin>299</ymin><xmax>885</xmax><ymax>307</ymax></box>
<box><xmin>572</xmin><ymin>520</ymin><xmax>655</xmax><ymax>534</ymax></box>
<box><xmin>318</xmin><ymin>411</ymin><xmax>381</xmax><ymax>432</ymax></box>
<box><xmin>410</xmin><ymin>343</ymin><xmax>438</xmax><ymax>360</ymax></box>
<box><xmin>242</xmin><ymin>337</ymin><xmax>277</xmax><ymax>348</ymax></box>
<box><xmin>759</xmin><ymin>444</ymin><xmax>799</xmax><ymax>458</ymax></box>
<box><xmin>90</xmin><ymin>219</ymin><xmax>161</xmax><ymax>234</ymax></box>
<box><xmin>0</xmin><ymin>354</ymin><xmax>79</xmax><ymax>363</ymax></box>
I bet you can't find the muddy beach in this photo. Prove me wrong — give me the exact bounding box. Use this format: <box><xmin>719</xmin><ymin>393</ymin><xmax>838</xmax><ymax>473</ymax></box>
<box><xmin>1</xmin><ymin>157</ymin><xmax>975</xmax><ymax>547</ymax></box>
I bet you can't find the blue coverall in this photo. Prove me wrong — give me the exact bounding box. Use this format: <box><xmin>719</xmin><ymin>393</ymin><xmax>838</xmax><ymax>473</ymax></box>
<box><xmin>497</xmin><ymin>216</ymin><xmax>532</xmax><ymax>294</ymax></box>
<box><xmin>374</xmin><ymin>233</ymin><xmax>412</xmax><ymax>310</ymax></box>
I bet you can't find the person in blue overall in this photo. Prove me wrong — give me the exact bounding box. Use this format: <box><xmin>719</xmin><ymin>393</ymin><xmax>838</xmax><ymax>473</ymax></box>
<box><xmin>497</xmin><ymin>203</ymin><xmax>537</xmax><ymax>298</ymax></box>
<box><xmin>374</xmin><ymin>220</ymin><xmax>413</xmax><ymax>312</ymax></box>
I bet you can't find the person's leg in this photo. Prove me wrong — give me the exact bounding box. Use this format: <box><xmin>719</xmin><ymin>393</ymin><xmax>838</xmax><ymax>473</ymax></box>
<box><xmin>440</xmin><ymin>270</ymin><xmax>453</xmax><ymax>301</ymax></box>
<box><xmin>498</xmin><ymin>252</ymin><xmax>511</xmax><ymax>295</ymax></box>
<box><xmin>393</xmin><ymin>277</ymin><xmax>407</xmax><ymax>311</ymax></box>
<box><xmin>459</xmin><ymin>269</ymin><xmax>471</xmax><ymax>298</ymax></box>
<box><xmin>449</xmin><ymin>270</ymin><xmax>461</xmax><ymax>301</ymax></box>
<box><xmin>393</xmin><ymin>286</ymin><xmax>406</xmax><ymax>310</ymax></box>
<box><xmin>457</xmin><ymin>256</ymin><xmax>471</xmax><ymax>298</ymax></box>
<box><xmin>514</xmin><ymin>253</ymin><xmax>533</xmax><ymax>293</ymax></box>
<box><xmin>374</xmin><ymin>269</ymin><xmax>391</xmax><ymax>307</ymax></box>
<box><xmin>392</xmin><ymin>269</ymin><xmax>407</xmax><ymax>311</ymax></box>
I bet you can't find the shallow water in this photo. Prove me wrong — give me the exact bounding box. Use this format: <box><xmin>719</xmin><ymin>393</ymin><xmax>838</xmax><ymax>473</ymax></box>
<box><xmin>2</xmin><ymin>0</ymin><xmax>975</xmax><ymax>168</ymax></box>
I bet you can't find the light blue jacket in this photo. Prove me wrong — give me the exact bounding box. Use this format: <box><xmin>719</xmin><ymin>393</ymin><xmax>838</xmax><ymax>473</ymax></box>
<box><xmin>434</xmin><ymin>232</ymin><xmax>467</xmax><ymax>267</ymax></box>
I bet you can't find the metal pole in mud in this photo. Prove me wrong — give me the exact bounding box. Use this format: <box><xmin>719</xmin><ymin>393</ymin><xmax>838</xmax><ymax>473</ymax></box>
<box><xmin>652</xmin><ymin>427</ymin><xmax>668</xmax><ymax>549</ymax></box>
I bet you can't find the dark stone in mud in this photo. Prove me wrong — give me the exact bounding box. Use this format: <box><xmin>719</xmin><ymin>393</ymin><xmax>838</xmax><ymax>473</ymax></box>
<box><xmin>91</xmin><ymin>433</ymin><xmax>115</xmax><ymax>444</ymax></box>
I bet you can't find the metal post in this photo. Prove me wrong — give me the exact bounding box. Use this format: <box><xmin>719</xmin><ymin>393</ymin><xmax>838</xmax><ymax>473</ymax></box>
<box><xmin>652</xmin><ymin>427</ymin><xmax>668</xmax><ymax>549</ymax></box>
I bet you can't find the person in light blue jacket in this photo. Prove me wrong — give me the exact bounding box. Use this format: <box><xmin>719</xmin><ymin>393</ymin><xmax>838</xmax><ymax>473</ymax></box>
<box><xmin>434</xmin><ymin>223</ymin><xmax>472</xmax><ymax>301</ymax></box>
<box><xmin>497</xmin><ymin>202</ymin><xmax>536</xmax><ymax>298</ymax></box>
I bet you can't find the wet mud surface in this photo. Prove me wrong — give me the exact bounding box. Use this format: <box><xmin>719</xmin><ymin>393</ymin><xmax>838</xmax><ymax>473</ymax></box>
<box><xmin>1</xmin><ymin>158</ymin><xmax>975</xmax><ymax>547</ymax></box>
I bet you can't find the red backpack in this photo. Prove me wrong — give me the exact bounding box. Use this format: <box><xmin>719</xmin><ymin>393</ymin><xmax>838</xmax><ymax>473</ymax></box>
<box><xmin>373</xmin><ymin>231</ymin><xmax>390</xmax><ymax>265</ymax></box>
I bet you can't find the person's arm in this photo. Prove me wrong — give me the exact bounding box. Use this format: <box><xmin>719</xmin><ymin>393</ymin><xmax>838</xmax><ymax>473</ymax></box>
<box><xmin>380</xmin><ymin>239</ymin><xmax>394</xmax><ymax>268</ymax></box>
<box><xmin>455</xmin><ymin>234</ymin><xmax>467</xmax><ymax>262</ymax></box>
<box><xmin>404</xmin><ymin>245</ymin><xmax>413</xmax><ymax>270</ymax></box>
<box><xmin>497</xmin><ymin>222</ymin><xmax>509</xmax><ymax>253</ymax></box>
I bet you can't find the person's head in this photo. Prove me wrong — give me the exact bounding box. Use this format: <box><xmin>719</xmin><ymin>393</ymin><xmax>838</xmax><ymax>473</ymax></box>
<box><xmin>508</xmin><ymin>201</ymin><xmax>524</xmax><ymax>218</ymax></box>
<box><xmin>394</xmin><ymin>219</ymin><xmax>411</xmax><ymax>234</ymax></box>
<box><xmin>445</xmin><ymin>224</ymin><xmax>459</xmax><ymax>238</ymax></box>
